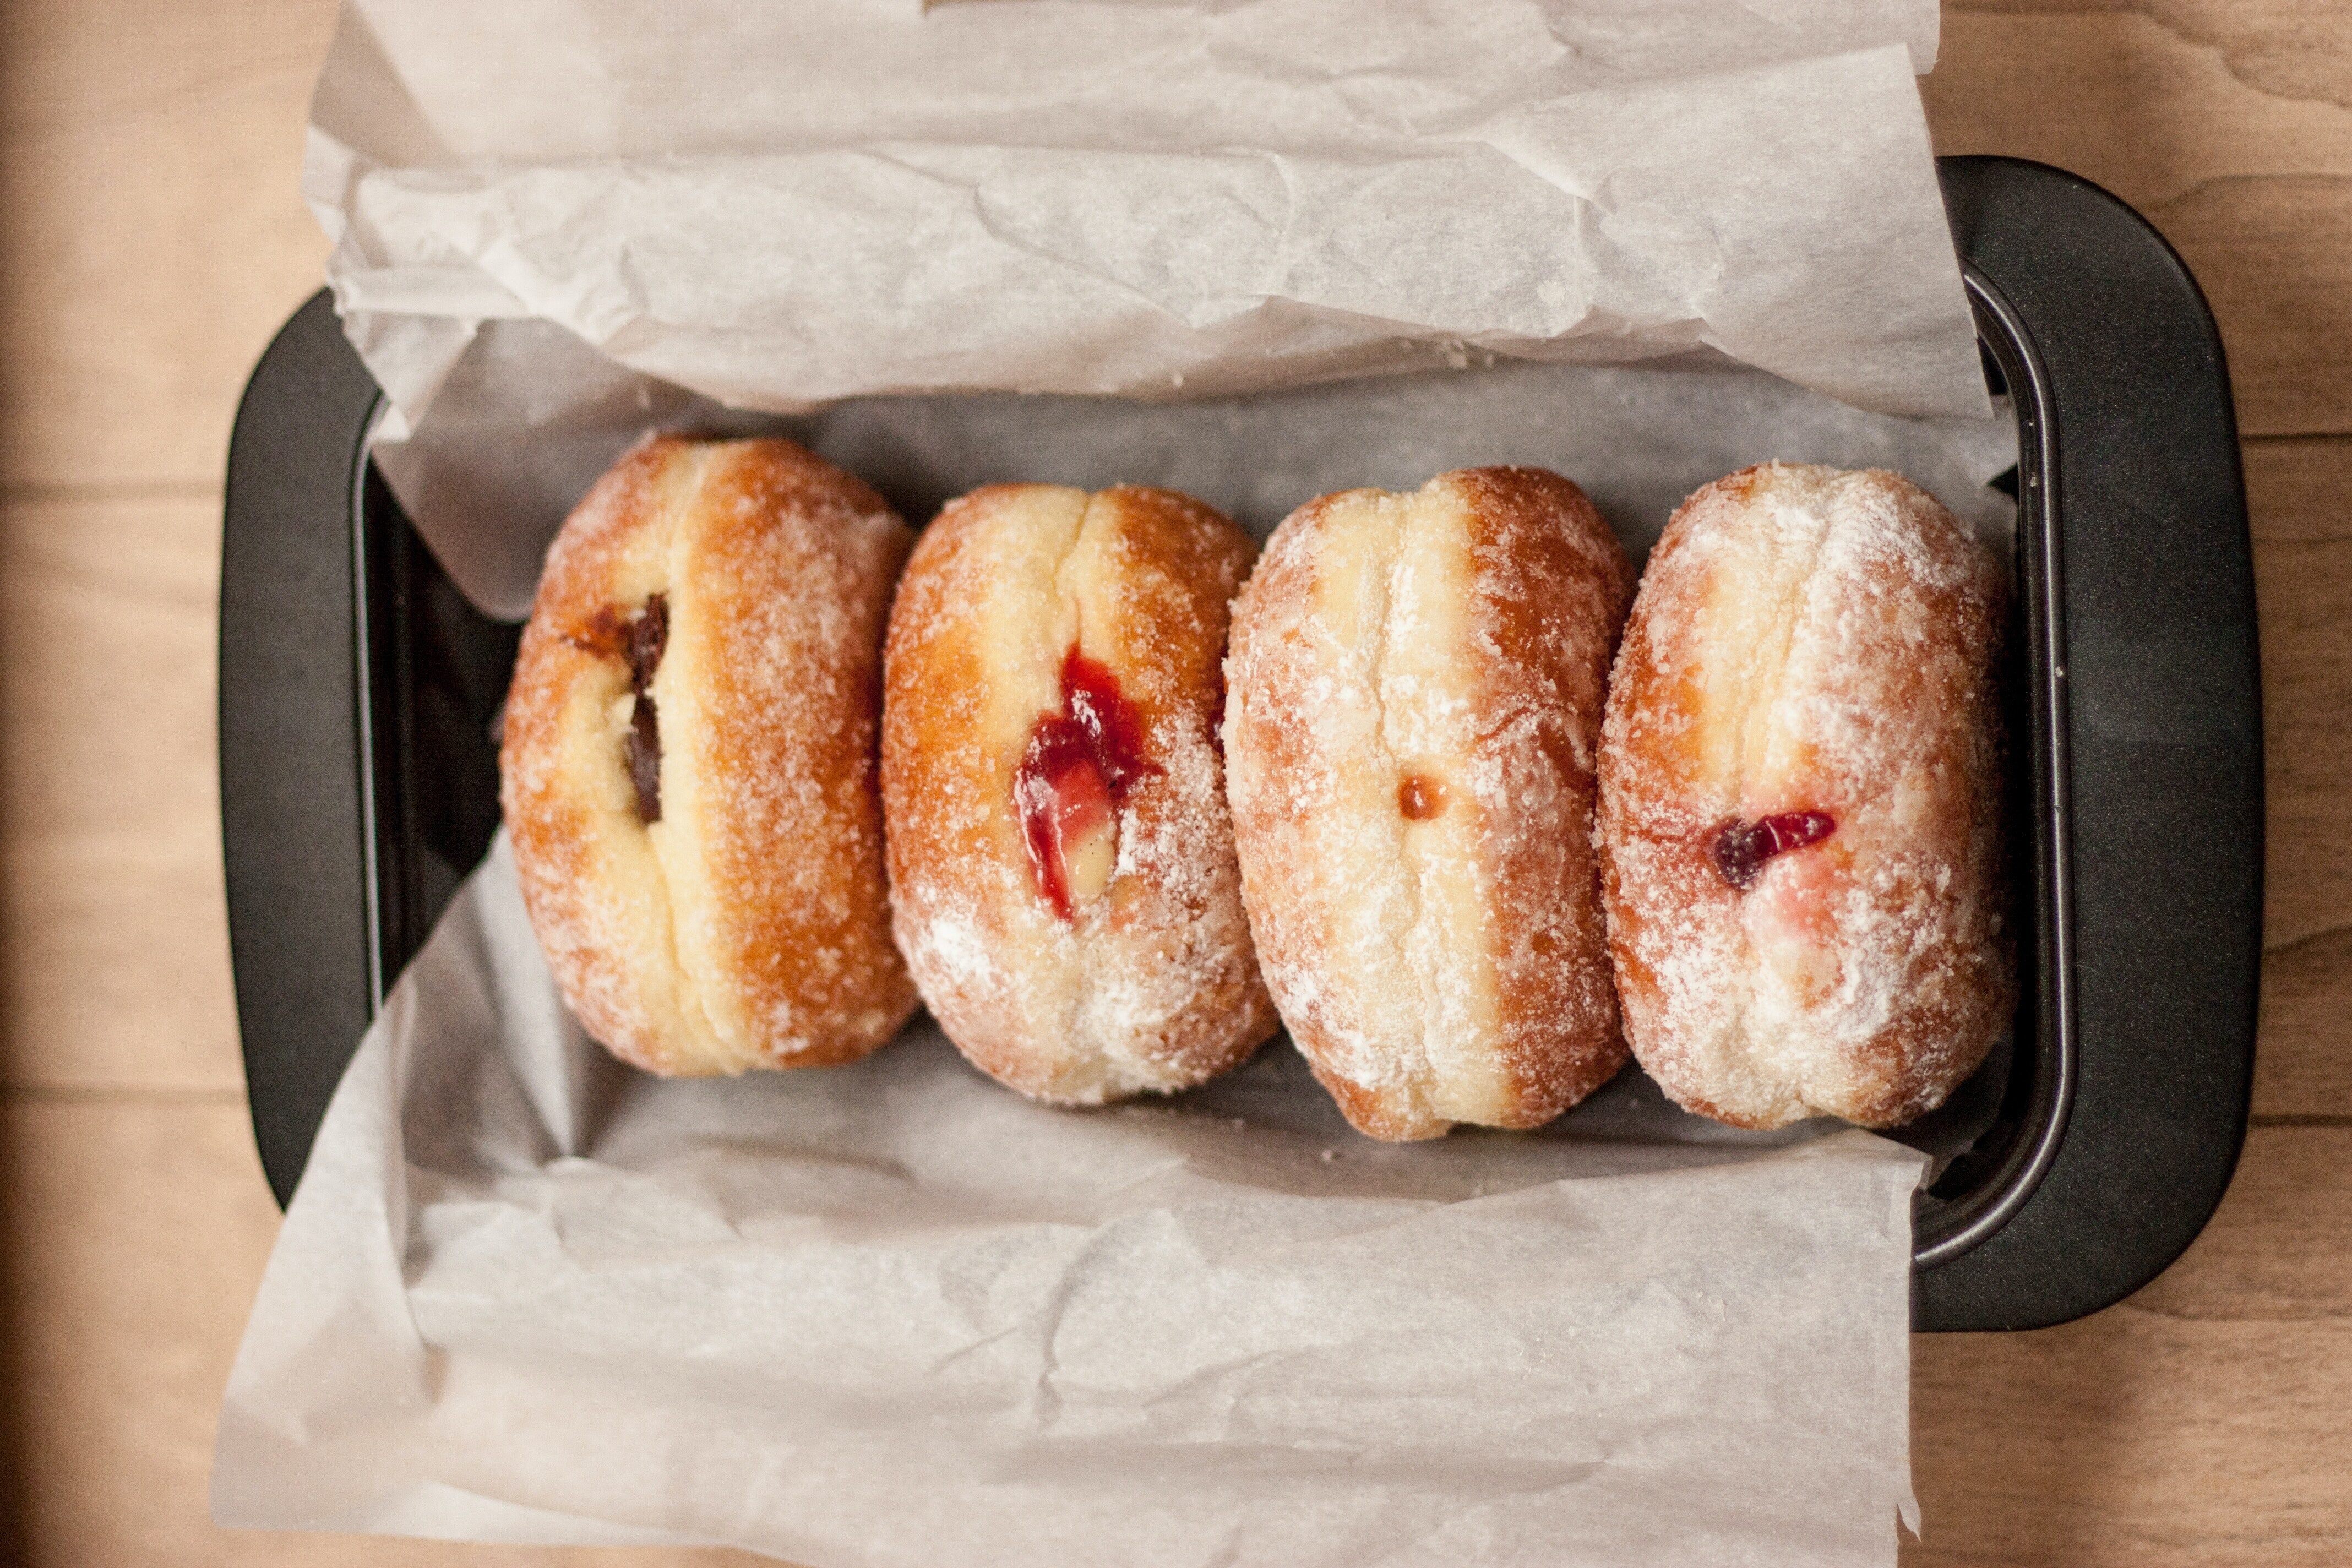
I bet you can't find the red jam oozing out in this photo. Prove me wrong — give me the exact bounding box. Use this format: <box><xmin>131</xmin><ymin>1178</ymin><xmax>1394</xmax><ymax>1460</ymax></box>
<box><xmin>1709</xmin><ymin>809</ymin><xmax>1836</xmax><ymax>890</ymax></box>
<box><xmin>1397</xmin><ymin>774</ymin><xmax>1446</xmax><ymax>820</ymax></box>
<box><xmin>1015</xmin><ymin>647</ymin><xmax>1158</xmax><ymax>920</ymax></box>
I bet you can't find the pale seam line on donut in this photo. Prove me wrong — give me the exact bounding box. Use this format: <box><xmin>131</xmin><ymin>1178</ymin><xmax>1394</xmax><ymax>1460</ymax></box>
<box><xmin>1057</xmin><ymin>489</ymin><xmax>1196</xmax><ymax>1101</ymax></box>
<box><xmin>1050</xmin><ymin>492</ymin><xmax>1113</xmax><ymax>1095</ymax></box>
<box><xmin>1360</xmin><ymin>492</ymin><xmax>1446</xmax><ymax>1133</ymax></box>
<box><xmin>1280</xmin><ymin>491</ymin><xmax>1429</xmax><ymax>1124</ymax></box>
<box><xmin>897</xmin><ymin>486</ymin><xmax>1085</xmax><ymax>1095</ymax></box>
<box><xmin>1754</xmin><ymin>470</ymin><xmax>1938</xmax><ymax>1123</ymax></box>
<box><xmin>639</xmin><ymin>443</ymin><xmax>734</xmax><ymax>1070</ymax></box>
<box><xmin>1022</xmin><ymin>488</ymin><xmax>1109</xmax><ymax>1097</ymax></box>
<box><xmin>1431</xmin><ymin>478</ymin><xmax>1514</xmax><ymax>1128</ymax></box>
<box><xmin>1384</xmin><ymin>481</ymin><xmax>1501</xmax><ymax>1132</ymax></box>
<box><xmin>1731</xmin><ymin>468</ymin><xmax>1837</xmax><ymax>1125</ymax></box>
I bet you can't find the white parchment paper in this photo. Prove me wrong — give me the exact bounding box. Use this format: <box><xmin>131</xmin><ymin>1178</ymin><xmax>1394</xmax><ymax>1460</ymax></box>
<box><xmin>308</xmin><ymin>0</ymin><xmax>1986</xmax><ymax>439</ymax></box>
<box><xmin>382</xmin><ymin>329</ymin><xmax>2018</xmax><ymax>620</ymax></box>
<box><xmin>217</xmin><ymin>837</ymin><xmax>1930</xmax><ymax>1565</ymax></box>
<box><xmin>214</xmin><ymin>351</ymin><xmax>2016</xmax><ymax>1557</ymax></box>
<box><xmin>217</xmin><ymin>3</ymin><xmax>2014</xmax><ymax>1559</ymax></box>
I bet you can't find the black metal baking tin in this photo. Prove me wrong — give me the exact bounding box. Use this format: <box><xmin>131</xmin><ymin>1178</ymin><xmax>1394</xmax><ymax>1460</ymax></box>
<box><xmin>219</xmin><ymin>156</ymin><xmax>2261</xmax><ymax>1332</ymax></box>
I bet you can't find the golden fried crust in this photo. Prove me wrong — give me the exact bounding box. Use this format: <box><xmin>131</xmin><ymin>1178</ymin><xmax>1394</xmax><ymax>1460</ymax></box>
<box><xmin>881</xmin><ymin>484</ymin><xmax>1277</xmax><ymax>1103</ymax></box>
<box><xmin>500</xmin><ymin>435</ymin><xmax>918</xmax><ymax>1076</ymax></box>
<box><xmin>1596</xmin><ymin>463</ymin><xmax>2013</xmax><ymax>1129</ymax></box>
<box><xmin>1461</xmin><ymin>468</ymin><xmax>1636</xmax><ymax>1120</ymax></box>
<box><xmin>1223</xmin><ymin>466</ymin><xmax>1632</xmax><ymax>1141</ymax></box>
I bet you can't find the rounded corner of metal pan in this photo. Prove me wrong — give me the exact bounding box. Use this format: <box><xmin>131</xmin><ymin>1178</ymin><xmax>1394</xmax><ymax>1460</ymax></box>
<box><xmin>222</xmin><ymin>289</ymin><xmax>386</xmax><ymax>1210</ymax></box>
<box><xmin>219</xmin><ymin>165</ymin><xmax>2266</xmax><ymax>1336</ymax></box>
<box><xmin>1911</xmin><ymin>155</ymin><xmax>2260</xmax><ymax>1331</ymax></box>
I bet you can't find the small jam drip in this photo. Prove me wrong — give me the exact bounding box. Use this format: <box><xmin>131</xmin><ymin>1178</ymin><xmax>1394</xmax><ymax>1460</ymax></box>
<box><xmin>1397</xmin><ymin>774</ymin><xmax>1446</xmax><ymax>820</ymax></box>
<box><xmin>613</xmin><ymin>594</ymin><xmax>668</xmax><ymax>823</ymax></box>
<box><xmin>1015</xmin><ymin>648</ymin><xmax>1159</xmax><ymax>920</ymax></box>
<box><xmin>1710</xmin><ymin>809</ymin><xmax>1836</xmax><ymax>890</ymax></box>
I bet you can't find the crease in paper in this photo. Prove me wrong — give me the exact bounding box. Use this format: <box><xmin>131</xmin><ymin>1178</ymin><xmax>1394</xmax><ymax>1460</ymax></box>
<box><xmin>219</xmin><ymin>837</ymin><xmax>1930</xmax><ymax>1565</ymax></box>
<box><xmin>304</xmin><ymin>0</ymin><xmax>1985</xmax><ymax>439</ymax></box>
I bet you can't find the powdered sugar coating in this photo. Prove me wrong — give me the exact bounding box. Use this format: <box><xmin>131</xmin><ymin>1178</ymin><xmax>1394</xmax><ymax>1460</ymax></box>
<box><xmin>1223</xmin><ymin>467</ymin><xmax>1632</xmax><ymax>1141</ymax></box>
<box><xmin>881</xmin><ymin>484</ymin><xmax>1277</xmax><ymax>1103</ymax></box>
<box><xmin>1596</xmin><ymin>462</ymin><xmax>2012</xmax><ymax>1129</ymax></box>
<box><xmin>500</xmin><ymin>436</ymin><xmax>917</xmax><ymax>1075</ymax></box>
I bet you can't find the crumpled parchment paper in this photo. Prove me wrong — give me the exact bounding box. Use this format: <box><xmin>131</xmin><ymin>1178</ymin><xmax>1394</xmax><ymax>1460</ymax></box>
<box><xmin>307</xmin><ymin>0</ymin><xmax>1984</xmax><ymax>439</ymax></box>
<box><xmin>216</xmin><ymin>837</ymin><xmax>1930</xmax><ymax>1566</ymax></box>
<box><xmin>214</xmin><ymin>3</ymin><xmax>2000</xmax><ymax>1559</ymax></box>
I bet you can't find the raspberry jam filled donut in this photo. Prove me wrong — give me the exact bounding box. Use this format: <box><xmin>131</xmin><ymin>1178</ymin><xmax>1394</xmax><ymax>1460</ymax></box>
<box><xmin>1597</xmin><ymin>462</ymin><xmax>2013</xmax><ymax>1129</ymax></box>
<box><xmin>881</xmin><ymin>484</ymin><xmax>1277</xmax><ymax>1103</ymax></box>
<box><xmin>500</xmin><ymin>435</ymin><xmax>917</xmax><ymax>1076</ymax></box>
<box><xmin>1223</xmin><ymin>467</ymin><xmax>1634</xmax><ymax>1141</ymax></box>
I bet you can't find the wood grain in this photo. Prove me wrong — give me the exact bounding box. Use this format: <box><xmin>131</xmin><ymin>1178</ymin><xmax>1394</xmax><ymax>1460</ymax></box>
<box><xmin>0</xmin><ymin>0</ymin><xmax>336</xmax><ymax>490</ymax></box>
<box><xmin>0</xmin><ymin>1098</ymin><xmax>765</xmax><ymax>1567</ymax></box>
<box><xmin>0</xmin><ymin>1</ymin><xmax>2345</xmax><ymax>1565</ymax></box>
<box><xmin>1909</xmin><ymin>1129</ymin><xmax>2352</xmax><ymax>1566</ymax></box>
<box><xmin>1947</xmin><ymin>0</ymin><xmax>2352</xmax><ymax>111</ymax></box>
<box><xmin>2246</xmin><ymin>435</ymin><xmax>2352</xmax><ymax>544</ymax></box>
<box><xmin>0</xmin><ymin>497</ymin><xmax>243</xmax><ymax>1092</ymax></box>
<box><xmin>2255</xmin><ymin>525</ymin><xmax>2352</xmax><ymax>959</ymax></box>
<box><xmin>2143</xmin><ymin>179</ymin><xmax>2352</xmax><ymax>437</ymax></box>
<box><xmin>2259</xmin><ymin>923</ymin><xmax>2352</xmax><ymax>1118</ymax></box>
<box><xmin>1924</xmin><ymin>11</ymin><xmax>2352</xmax><ymax>437</ymax></box>
<box><xmin>2246</xmin><ymin>439</ymin><xmax>2352</xmax><ymax>1115</ymax></box>
<box><xmin>1915</xmin><ymin>16</ymin><xmax>2352</xmax><ymax>1556</ymax></box>
<box><xmin>1927</xmin><ymin>10</ymin><xmax>2352</xmax><ymax>204</ymax></box>
<box><xmin>1917</xmin><ymin>10</ymin><xmax>2352</xmax><ymax>1556</ymax></box>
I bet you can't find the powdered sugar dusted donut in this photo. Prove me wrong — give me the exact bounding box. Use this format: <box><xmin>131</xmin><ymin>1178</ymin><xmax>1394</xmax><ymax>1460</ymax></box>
<box><xmin>501</xmin><ymin>435</ymin><xmax>917</xmax><ymax>1076</ymax></box>
<box><xmin>1597</xmin><ymin>462</ymin><xmax>2012</xmax><ymax>1129</ymax></box>
<box><xmin>882</xmin><ymin>484</ymin><xmax>1277</xmax><ymax>1103</ymax></box>
<box><xmin>1223</xmin><ymin>467</ymin><xmax>1633</xmax><ymax>1141</ymax></box>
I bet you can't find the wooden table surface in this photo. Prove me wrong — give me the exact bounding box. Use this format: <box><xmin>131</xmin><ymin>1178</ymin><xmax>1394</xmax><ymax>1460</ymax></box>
<box><xmin>2</xmin><ymin>2</ymin><xmax>2345</xmax><ymax>1563</ymax></box>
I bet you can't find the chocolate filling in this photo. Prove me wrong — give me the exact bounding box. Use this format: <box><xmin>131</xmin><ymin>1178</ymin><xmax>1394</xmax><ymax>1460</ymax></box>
<box><xmin>624</xmin><ymin>594</ymin><xmax>668</xmax><ymax>823</ymax></box>
<box><xmin>628</xmin><ymin>694</ymin><xmax>662</xmax><ymax>822</ymax></box>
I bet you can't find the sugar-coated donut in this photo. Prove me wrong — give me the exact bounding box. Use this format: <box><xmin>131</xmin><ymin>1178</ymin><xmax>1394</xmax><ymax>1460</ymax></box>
<box><xmin>1223</xmin><ymin>467</ymin><xmax>1633</xmax><ymax>1141</ymax></box>
<box><xmin>501</xmin><ymin>435</ymin><xmax>918</xmax><ymax>1076</ymax></box>
<box><xmin>881</xmin><ymin>483</ymin><xmax>1278</xmax><ymax>1103</ymax></box>
<box><xmin>1596</xmin><ymin>462</ymin><xmax>2013</xmax><ymax>1129</ymax></box>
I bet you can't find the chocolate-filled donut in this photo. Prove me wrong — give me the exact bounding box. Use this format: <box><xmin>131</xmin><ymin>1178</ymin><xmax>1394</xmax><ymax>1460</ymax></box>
<box><xmin>501</xmin><ymin>435</ymin><xmax>917</xmax><ymax>1075</ymax></box>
